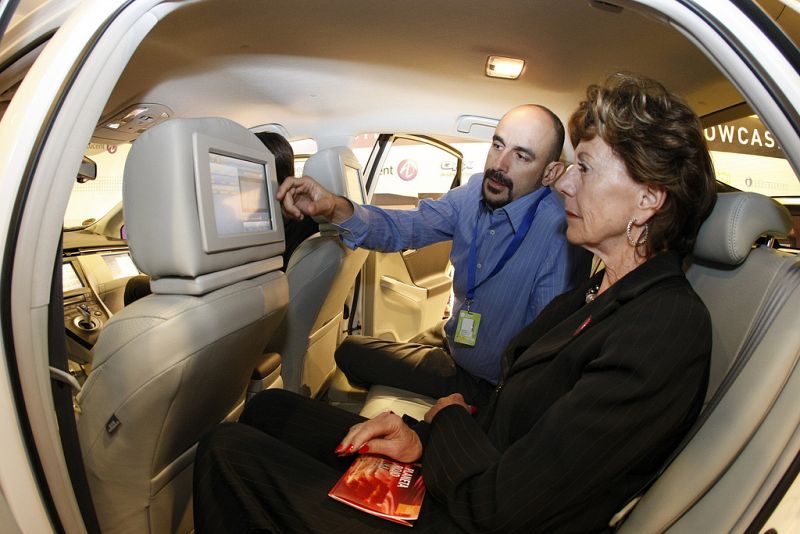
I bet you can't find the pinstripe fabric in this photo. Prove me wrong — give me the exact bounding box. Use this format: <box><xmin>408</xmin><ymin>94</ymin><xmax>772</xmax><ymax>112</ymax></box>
<box><xmin>194</xmin><ymin>251</ymin><xmax>709</xmax><ymax>533</ymax></box>
<box><xmin>338</xmin><ymin>174</ymin><xmax>585</xmax><ymax>384</ymax></box>
<box><xmin>194</xmin><ymin>390</ymin><xmax>453</xmax><ymax>533</ymax></box>
<box><xmin>421</xmin><ymin>251</ymin><xmax>711</xmax><ymax>532</ymax></box>
<box><xmin>335</xmin><ymin>334</ymin><xmax>495</xmax><ymax>406</ymax></box>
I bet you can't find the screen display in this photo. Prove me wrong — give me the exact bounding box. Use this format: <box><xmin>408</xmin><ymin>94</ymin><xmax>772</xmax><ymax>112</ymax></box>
<box><xmin>62</xmin><ymin>263</ymin><xmax>83</xmax><ymax>292</ymax></box>
<box><xmin>103</xmin><ymin>253</ymin><xmax>139</xmax><ymax>279</ymax></box>
<box><xmin>209</xmin><ymin>152</ymin><xmax>273</xmax><ymax>236</ymax></box>
<box><xmin>345</xmin><ymin>165</ymin><xmax>365</xmax><ymax>204</ymax></box>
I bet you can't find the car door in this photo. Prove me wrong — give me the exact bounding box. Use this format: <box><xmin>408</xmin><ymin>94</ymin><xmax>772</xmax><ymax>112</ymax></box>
<box><xmin>356</xmin><ymin>134</ymin><xmax>466</xmax><ymax>343</ymax></box>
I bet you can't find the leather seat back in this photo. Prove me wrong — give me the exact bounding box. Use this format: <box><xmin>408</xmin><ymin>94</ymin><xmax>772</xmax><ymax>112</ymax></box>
<box><xmin>76</xmin><ymin>117</ymin><xmax>289</xmax><ymax>534</ymax></box>
<box><xmin>266</xmin><ymin>147</ymin><xmax>368</xmax><ymax>397</ymax></box>
<box><xmin>620</xmin><ymin>192</ymin><xmax>799</xmax><ymax>532</ymax></box>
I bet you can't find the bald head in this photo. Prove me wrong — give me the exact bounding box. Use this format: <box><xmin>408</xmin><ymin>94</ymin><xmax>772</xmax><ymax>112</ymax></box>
<box><xmin>482</xmin><ymin>104</ymin><xmax>566</xmax><ymax>208</ymax></box>
<box><xmin>500</xmin><ymin>104</ymin><xmax>565</xmax><ymax>165</ymax></box>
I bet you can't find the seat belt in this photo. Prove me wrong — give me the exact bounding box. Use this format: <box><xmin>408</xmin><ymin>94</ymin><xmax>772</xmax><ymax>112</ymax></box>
<box><xmin>48</xmin><ymin>238</ymin><xmax>101</xmax><ymax>533</ymax></box>
<box><xmin>610</xmin><ymin>258</ymin><xmax>800</xmax><ymax>530</ymax></box>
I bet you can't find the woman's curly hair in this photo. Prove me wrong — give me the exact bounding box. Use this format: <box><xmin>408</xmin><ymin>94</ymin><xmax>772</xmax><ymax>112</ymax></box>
<box><xmin>569</xmin><ymin>72</ymin><xmax>717</xmax><ymax>257</ymax></box>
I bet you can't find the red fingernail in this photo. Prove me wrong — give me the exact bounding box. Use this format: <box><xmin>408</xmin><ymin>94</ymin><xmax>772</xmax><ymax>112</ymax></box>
<box><xmin>334</xmin><ymin>444</ymin><xmax>343</xmax><ymax>454</ymax></box>
<box><xmin>358</xmin><ymin>444</ymin><xmax>369</xmax><ymax>454</ymax></box>
<box><xmin>469</xmin><ymin>405</ymin><xmax>478</xmax><ymax>414</ymax></box>
<box><xmin>346</xmin><ymin>444</ymin><xmax>354</xmax><ymax>454</ymax></box>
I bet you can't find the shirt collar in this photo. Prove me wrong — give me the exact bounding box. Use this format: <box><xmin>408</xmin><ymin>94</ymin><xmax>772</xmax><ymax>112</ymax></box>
<box><xmin>481</xmin><ymin>186</ymin><xmax>551</xmax><ymax>233</ymax></box>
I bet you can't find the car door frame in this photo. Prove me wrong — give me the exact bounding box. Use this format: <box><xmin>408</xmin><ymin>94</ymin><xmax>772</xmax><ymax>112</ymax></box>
<box><xmin>353</xmin><ymin>133</ymin><xmax>462</xmax><ymax>342</ymax></box>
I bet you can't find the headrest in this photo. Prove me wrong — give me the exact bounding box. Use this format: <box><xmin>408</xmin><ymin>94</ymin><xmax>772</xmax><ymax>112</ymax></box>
<box><xmin>123</xmin><ymin>117</ymin><xmax>285</xmax><ymax>294</ymax></box>
<box><xmin>302</xmin><ymin>147</ymin><xmax>365</xmax><ymax>223</ymax></box>
<box><xmin>693</xmin><ymin>192</ymin><xmax>792</xmax><ymax>265</ymax></box>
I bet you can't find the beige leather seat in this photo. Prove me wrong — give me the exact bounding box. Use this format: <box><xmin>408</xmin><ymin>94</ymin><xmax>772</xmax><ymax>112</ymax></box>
<box><xmin>619</xmin><ymin>192</ymin><xmax>799</xmax><ymax>531</ymax></box>
<box><xmin>264</xmin><ymin>147</ymin><xmax>368</xmax><ymax>397</ymax></box>
<box><xmin>76</xmin><ymin>117</ymin><xmax>289</xmax><ymax>534</ymax></box>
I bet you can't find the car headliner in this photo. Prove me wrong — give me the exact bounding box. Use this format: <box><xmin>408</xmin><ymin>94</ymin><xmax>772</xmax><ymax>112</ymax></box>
<box><xmin>97</xmin><ymin>0</ymin><xmax>777</xmax><ymax>150</ymax></box>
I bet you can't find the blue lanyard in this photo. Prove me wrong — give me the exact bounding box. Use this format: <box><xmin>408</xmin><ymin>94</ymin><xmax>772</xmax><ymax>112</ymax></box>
<box><xmin>466</xmin><ymin>188</ymin><xmax>551</xmax><ymax>304</ymax></box>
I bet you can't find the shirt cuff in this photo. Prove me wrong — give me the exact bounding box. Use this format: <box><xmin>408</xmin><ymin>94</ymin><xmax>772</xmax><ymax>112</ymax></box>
<box><xmin>334</xmin><ymin>200</ymin><xmax>369</xmax><ymax>246</ymax></box>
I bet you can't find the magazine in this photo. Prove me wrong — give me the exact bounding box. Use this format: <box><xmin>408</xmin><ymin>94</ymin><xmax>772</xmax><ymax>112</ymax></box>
<box><xmin>328</xmin><ymin>454</ymin><xmax>426</xmax><ymax>526</ymax></box>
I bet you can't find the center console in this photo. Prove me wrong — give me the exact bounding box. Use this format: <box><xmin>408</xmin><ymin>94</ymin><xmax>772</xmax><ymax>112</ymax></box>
<box><xmin>63</xmin><ymin>258</ymin><xmax>109</xmax><ymax>364</ymax></box>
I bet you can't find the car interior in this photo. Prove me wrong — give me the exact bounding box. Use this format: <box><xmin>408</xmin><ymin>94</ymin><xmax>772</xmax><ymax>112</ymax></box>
<box><xmin>262</xmin><ymin>146</ymin><xmax>370</xmax><ymax>398</ymax></box>
<box><xmin>1</xmin><ymin>0</ymin><xmax>799</xmax><ymax>532</ymax></box>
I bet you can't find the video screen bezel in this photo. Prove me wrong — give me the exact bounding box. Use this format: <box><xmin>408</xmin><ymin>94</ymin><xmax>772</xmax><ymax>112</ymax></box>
<box><xmin>192</xmin><ymin>132</ymin><xmax>283</xmax><ymax>253</ymax></box>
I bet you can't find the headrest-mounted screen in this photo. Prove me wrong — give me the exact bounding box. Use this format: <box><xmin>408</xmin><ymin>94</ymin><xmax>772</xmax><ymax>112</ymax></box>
<box><xmin>193</xmin><ymin>133</ymin><xmax>280</xmax><ymax>253</ymax></box>
<box><xmin>344</xmin><ymin>163</ymin><xmax>366</xmax><ymax>204</ymax></box>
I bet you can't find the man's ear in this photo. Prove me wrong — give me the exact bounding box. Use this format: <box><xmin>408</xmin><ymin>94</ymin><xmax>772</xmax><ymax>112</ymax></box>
<box><xmin>541</xmin><ymin>161</ymin><xmax>564</xmax><ymax>187</ymax></box>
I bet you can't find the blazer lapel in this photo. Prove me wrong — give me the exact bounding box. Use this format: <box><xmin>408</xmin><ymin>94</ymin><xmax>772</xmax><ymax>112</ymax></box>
<box><xmin>503</xmin><ymin>251</ymin><xmax>685</xmax><ymax>375</ymax></box>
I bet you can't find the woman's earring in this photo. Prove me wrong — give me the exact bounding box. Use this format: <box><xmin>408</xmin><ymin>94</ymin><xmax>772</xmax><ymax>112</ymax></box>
<box><xmin>627</xmin><ymin>217</ymin><xmax>649</xmax><ymax>247</ymax></box>
<box><xmin>626</xmin><ymin>218</ymin><xmax>638</xmax><ymax>247</ymax></box>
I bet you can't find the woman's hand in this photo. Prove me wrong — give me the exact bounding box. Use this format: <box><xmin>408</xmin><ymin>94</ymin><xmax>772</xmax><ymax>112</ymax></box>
<box><xmin>424</xmin><ymin>393</ymin><xmax>476</xmax><ymax>423</ymax></box>
<box><xmin>276</xmin><ymin>175</ymin><xmax>353</xmax><ymax>222</ymax></box>
<box><xmin>336</xmin><ymin>412</ymin><xmax>422</xmax><ymax>463</ymax></box>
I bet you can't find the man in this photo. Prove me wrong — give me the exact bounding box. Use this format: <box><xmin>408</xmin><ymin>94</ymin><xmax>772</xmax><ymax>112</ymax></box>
<box><xmin>278</xmin><ymin>104</ymin><xmax>587</xmax><ymax>405</ymax></box>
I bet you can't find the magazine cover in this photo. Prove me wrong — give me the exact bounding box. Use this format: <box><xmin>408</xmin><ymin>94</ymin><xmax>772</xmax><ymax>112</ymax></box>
<box><xmin>329</xmin><ymin>454</ymin><xmax>426</xmax><ymax>526</ymax></box>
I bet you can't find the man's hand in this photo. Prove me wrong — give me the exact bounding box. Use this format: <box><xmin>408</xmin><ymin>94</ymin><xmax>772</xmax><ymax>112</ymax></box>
<box><xmin>276</xmin><ymin>175</ymin><xmax>354</xmax><ymax>223</ymax></box>
<box><xmin>424</xmin><ymin>393</ymin><xmax>476</xmax><ymax>423</ymax></box>
<box><xmin>336</xmin><ymin>412</ymin><xmax>422</xmax><ymax>463</ymax></box>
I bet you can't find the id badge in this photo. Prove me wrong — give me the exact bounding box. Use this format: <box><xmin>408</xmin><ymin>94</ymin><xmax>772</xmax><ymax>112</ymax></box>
<box><xmin>454</xmin><ymin>309</ymin><xmax>481</xmax><ymax>346</ymax></box>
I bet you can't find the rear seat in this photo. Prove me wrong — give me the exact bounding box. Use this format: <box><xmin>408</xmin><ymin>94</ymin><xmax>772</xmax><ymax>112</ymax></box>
<box><xmin>619</xmin><ymin>191</ymin><xmax>799</xmax><ymax>531</ymax></box>
<box><xmin>357</xmin><ymin>192</ymin><xmax>800</xmax><ymax>532</ymax></box>
<box><xmin>359</xmin><ymin>384</ymin><xmax>435</xmax><ymax>420</ymax></box>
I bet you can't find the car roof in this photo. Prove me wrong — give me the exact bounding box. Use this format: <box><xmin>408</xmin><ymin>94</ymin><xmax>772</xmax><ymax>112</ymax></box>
<box><xmin>92</xmin><ymin>0</ymin><xmax>784</xmax><ymax>148</ymax></box>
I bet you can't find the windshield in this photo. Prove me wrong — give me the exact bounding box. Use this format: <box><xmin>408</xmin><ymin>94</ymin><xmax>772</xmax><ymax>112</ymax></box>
<box><xmin>64</xmin><ymin>143</ymin><xmax>129</xmax><ymax>229</ymax></box>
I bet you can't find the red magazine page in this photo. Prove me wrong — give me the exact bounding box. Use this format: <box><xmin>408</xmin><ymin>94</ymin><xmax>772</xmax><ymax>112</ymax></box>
<box><xmin>328</xmin><ymin>454</ymin><xmax>426</xmax><ymax>527</ymax></box>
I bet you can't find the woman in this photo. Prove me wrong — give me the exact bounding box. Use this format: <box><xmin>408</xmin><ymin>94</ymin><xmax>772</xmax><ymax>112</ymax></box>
<box><xmin>193</xmin><ymin>73</ymin><xmax>716</xmax><ymax>533</ymax></box>
<box><xmin>254</xmin><ymin>131</ymin><xmax>319</xmax><ymax>269</ymax></box>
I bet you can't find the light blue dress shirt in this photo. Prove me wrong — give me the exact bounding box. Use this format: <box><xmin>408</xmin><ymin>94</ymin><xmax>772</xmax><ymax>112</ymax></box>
<box><xmin>337</xmin><ymin>173</ymin><xmax>582</xmax><ymax>384</ymax></box>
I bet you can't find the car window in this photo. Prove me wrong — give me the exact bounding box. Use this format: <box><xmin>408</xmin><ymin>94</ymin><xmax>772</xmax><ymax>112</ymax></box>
<box><xmin>64</xmin><ymin>143</ymin><xmax>129</xmax><ymax>228</ymax></box>
<box><xmin>366</xmin><ymin>136</ymin><xmax>459</xmax><ymax>206</ymax></box>
<box><xmin>290</xmin><ymin>138</ymin><xmax>317</xmax><ymax>176</ymax></box>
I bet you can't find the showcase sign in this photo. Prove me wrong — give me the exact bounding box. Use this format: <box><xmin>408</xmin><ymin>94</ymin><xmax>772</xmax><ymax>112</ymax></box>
<box><xmin>703</xmin><ymin>117</ymin><xmax>783</xmax><ymax>159</ymax></box>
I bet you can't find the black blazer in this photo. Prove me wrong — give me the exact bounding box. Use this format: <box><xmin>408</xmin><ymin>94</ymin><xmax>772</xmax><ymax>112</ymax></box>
<box><xmin>417</xmin><ymin>251</ymin><xmax>711</xmax><ymax>533</ymax></box>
